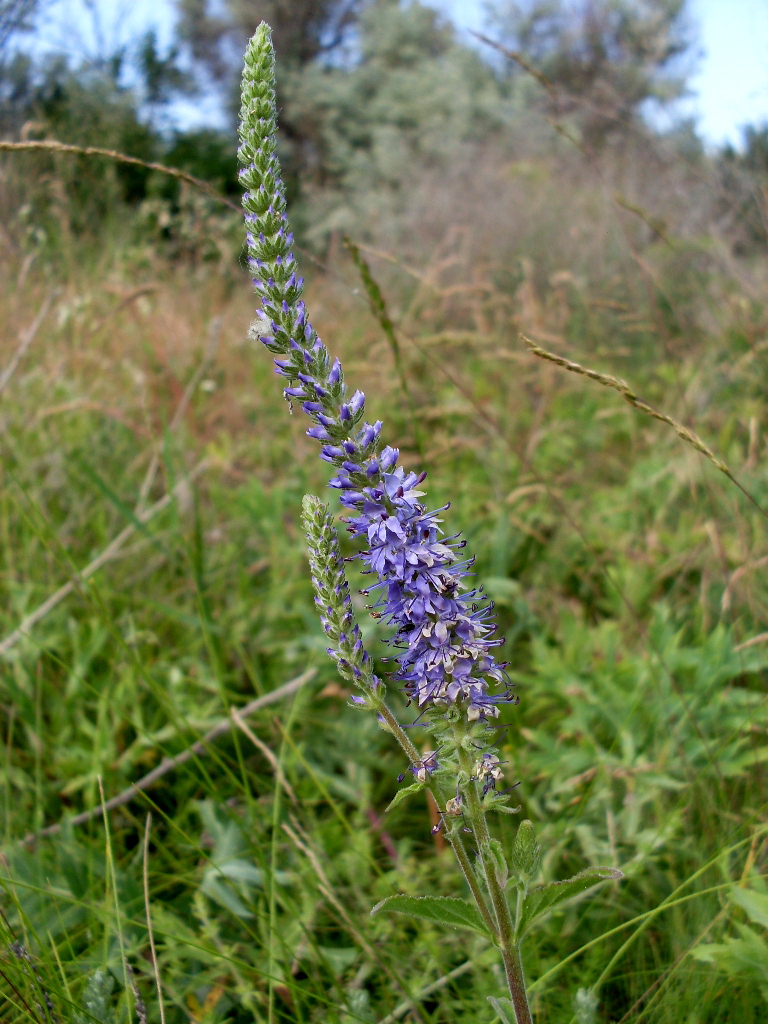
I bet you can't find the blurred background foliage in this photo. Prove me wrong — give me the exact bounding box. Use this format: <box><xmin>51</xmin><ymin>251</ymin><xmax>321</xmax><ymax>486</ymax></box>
<box><xmin>1</xmin><ymin>1</ymin><xmax>768</xmax><ymax>1022</ymax></box>
<box><xmin>1</xmin><ymin>0</ymin><xmax>766</xmax><ymax>258</ymax></box>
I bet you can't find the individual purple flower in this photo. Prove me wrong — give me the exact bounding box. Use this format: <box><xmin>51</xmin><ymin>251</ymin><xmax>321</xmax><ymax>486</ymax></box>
<box><xmin>239</xmin><ymin>24</ymin><xmax>513</xmax><ymax>722</ymax></box>
<box><xmin>475</xmin><ymin>752</ymin><xmax>505</xmax><ymax>796</ymax></box>
<box><xmin>397</xmin><ymin>750</ymin><xmax>440</xmax><ymax>784</ymax></box>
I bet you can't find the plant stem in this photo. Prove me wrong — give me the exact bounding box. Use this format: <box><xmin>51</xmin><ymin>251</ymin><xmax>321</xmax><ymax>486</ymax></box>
<box><xmin>457</xmin><ymin>743</ymin><xmax>534</xmax><ymax>1024</ymax></box>
<box><xmin>376</xmin><ymin>701</ymin><xmax>422</xmax><ymax>764</ymax></box>
<box><xmin>500</xmin><ymin>943</ymin><xmax>534</xmax><ymax>1024</ymax></box>
<box><xmin>376</xmin><ymin>701</ymin><xmax>498</xmax><ymax>937</ymax></box>
<box><xmin>445</xmin><ymin>828</ymin><xmax>499</xmax><ymax>938</ymax></box>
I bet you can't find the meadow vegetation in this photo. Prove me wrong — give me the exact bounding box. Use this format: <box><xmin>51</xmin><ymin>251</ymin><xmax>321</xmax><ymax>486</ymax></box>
<box><xmin>1</xmin><ymin>1</ymin><xmax>768</xmax><ymax>1021</ymax></box>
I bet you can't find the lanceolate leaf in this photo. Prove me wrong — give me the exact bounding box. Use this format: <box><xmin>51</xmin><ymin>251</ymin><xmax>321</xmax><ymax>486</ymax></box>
<box><xmin>385</xmin><ymin>781</ymin><xmax>425</xmax><ymax>813</ymax></box>
<box><xmin>372</xmin><ymin>894</ymin><xmax>492</xmax><ymax>937</ymax></box>
<box><xmin>487</xmin><ymin>996</ymin><xmax>516</xmax><ymax>1024</ymax></box>
<box><xmin>517</xmin><ymin>867</ymin><xmax>623</xmax><ymax>939</ymax></box>
<box><xmin>487</xmin><ymin>800</ymin><xmax>523</xmax><ymax>815</ymax></box>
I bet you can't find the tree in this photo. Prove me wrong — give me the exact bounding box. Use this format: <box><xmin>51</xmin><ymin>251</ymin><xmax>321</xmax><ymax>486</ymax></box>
<box><xmin>718</xmin><ymin>124</ymin><xmax>768</xmax><ymax>251</ymax></box>
<box><xmin>0</xmin><ymin>0</ymin><xmax>39</xmax><ymax>132</ymax></box>
<box><xmin>280</xmin><ymin>0</ymin><xmax>513</xmax><ymax>238</ymax></box>
<box><xmin>175</xmin><ymin>0</ymin><xmax>366</xmax><ymax>78</ymax></box>
<box><xmin>486</xmin><ymin>0</ymin><xmax>694</xmax><ymax>146</ymax></box>
<box><xmin>295</xmin><ymin>0</ymin><xmax>505</xmax><ymax>177</ymax></box>
<box><xmin>174</xmin><ymin>0</ymin><xmax>369</xmax><ymax>198</ymax></box>
<box><xmin>1</xmin><ymin>1</ymin><xmax>192</xmax><ymax>137</ymax></box>
<box><xmin>0</xmin><ymin>0</ymin><xmax>38</xmax><ymax>57</ymax></box>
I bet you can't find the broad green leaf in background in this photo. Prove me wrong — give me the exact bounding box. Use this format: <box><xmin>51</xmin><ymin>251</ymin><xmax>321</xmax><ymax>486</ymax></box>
<box><xmin>517</xmin><ymin>867</ymin><xmax>623</xmax><ymax>939</ymax></box>
<box><xmin>693</xmin><ymin>922</ymin><xmax>768</xmax><ymax>1005</ymax></box>
<box><xmin>487</xmin><ymin>995</ymin><xmax>516</xmax><ymax>1024</ymax></box>
<box><xmin>372</xmin><ymin>894</ymin><xmax>493</xmax><ymax>937</ymax></box>
<box><xmin>196</xmin><ymin>800</ymin><xmax>290</xmax><ymax>918</ymax></box>
<box><xmin>731</xmin><ymin>886</ymin><xmax>768</xmax><ymax>929</ymax></box>
<box><xmin>73</xmin><ymin>970</ymin><xmax>116</xmax><ymax>1024</ymax></box>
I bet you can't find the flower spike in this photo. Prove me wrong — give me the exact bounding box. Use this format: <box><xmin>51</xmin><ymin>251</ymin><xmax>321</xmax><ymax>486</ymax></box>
<box><xmin>240</xmin><ymin>23</ymin><xmax>511</xmax><ymax>724</ymax></box>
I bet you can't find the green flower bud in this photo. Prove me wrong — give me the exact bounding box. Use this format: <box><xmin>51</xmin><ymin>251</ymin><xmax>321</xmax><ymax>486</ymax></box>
<box><xmin>511</xmin><ymin>819</ymin><xmax>541</xmax><ymax>881</ymax></box>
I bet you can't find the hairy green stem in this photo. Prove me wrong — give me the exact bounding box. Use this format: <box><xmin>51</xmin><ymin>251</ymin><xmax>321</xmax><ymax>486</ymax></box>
<box><xmin>457</xmin><ymin>742</ymin><xmax>533</xmax><ymax>1024</ymax></box>
<box><xmin>445</xmin><ymin>826</ymin><xmax>499</xmax><ymax>939</ymax></box>
<box><xmin>375</xmin><ymin>701</ymin><xmax>421</xmax><ymax>764</ymax></box>
<box><xmin>376</xmin><ymin>701</ymin><xmax>498</xmax><ymax>938</ymax></box>
<box><xmin>500</xmin><ymin>943</ymin><xmax>533</xmax><ymax>1024</ymax></box>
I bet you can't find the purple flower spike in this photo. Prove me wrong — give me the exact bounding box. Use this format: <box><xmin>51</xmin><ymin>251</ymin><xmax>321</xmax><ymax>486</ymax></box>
<box><xmin>239</xmin><ymin>28</ymin><xmax>511</xmax><ymax>724</ymax></box>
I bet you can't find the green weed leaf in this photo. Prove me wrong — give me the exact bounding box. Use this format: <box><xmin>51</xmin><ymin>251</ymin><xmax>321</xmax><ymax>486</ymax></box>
<box><xmin>487</xmin><ymin>800</ymin><xmax>523</xmax><ymax>815</ymax></box>
<box><xmin>517</xmin><ymin>867</ymin><xmax>623</xmax><ymax>938</ymax></box>
<box><xmin>487</xmin><ymin>995</ymin><xmax>516</xmax><ymax>1023</ymax></box>
<box><xmin>693</xmin><ymin>923</ymin><xmax>768</xmax><ymax>1004</ymax></box>
<box><xmin>731</xmin><ymin>887</ymin><xmax>768</xmax><ymax>929</ymax></box>
<box><xmin>372</xmin><ymin>894</ymin><xmax>492</xmax><ymax>936</ymax></box>
<box><xmin>73</xmin><ymin>969</ymin><xmax>116</xmax><ymax>1024</ymax></box>
<box><xmin>385</xmin><ymin>781</ymin><xmax>424</xmax><ymax>813</ymax></box>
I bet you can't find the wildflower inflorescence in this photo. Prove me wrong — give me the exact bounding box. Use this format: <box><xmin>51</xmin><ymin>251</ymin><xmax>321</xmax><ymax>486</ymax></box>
<box><xmin>301</xmin><ymin>494</ymin><xmax>380</xmax><ymax>695</ymax></box>
<box><xmin>239</xmin><ymin>23</ymin><xmax>513</xmax><ymax>726</ymax></box>
<box><xmin>475</xmin><ymin>752</ymin><xmax>505</xmax><ymax>796</ymax></box>
<box><xmin>238</xmin><ymin>33</ymin><xmax>623</xmax><ymax>1023</ymax></box>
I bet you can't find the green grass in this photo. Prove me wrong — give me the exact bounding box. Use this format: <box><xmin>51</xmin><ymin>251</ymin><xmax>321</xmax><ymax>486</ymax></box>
<box><xmin>1</xmin><ymin>222</ymin><xmax>767</xmax><ymax>1024</ymax></box>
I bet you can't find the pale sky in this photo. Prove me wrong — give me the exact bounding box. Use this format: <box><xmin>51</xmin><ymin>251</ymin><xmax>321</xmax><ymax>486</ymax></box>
<box><xmin>28</xmin><ymin>0</ymin><xmax>768</xmax><ymax>147</ymax></box>
<box><xmin>689</xmin><ymin>0</ymin><xmax>768</xmax><ymax>144</ymax></box>
<box><xmin>445</xmin><ymin>0</ymin><xmax>768</xmax><ymax>146</ymax></box>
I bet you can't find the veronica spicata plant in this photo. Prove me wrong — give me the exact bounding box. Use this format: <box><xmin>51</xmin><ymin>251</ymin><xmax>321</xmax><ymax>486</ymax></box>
<box><xmin>239</xmin><ymin>23</ymin><xmax>622</xmax><ymax>1023</ymax></box>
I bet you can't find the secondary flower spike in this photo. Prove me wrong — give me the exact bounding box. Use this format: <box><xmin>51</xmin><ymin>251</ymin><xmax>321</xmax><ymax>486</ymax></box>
<box><xmin>238</xmin><ymin>23</ymin><xmax>513</xmax><ymax>721</ymax></box>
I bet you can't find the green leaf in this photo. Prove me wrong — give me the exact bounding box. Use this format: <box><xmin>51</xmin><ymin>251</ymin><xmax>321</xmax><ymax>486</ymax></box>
<box><xmin>317</xmin><ymin>945</ymin><xmax>359</xmax><ymax>976</ymax></box>
<box><xmin>488</xmin><ymin>838</ymin><xmax>509</xmax><ymax>888</ymax></box>
<box><xmin>731</xmin><ymin>887</ymin><xmax>768</xmax><ymax>929</ymax></box>
<box><xmin>371</xmin><ymin>894</ymin><xmax>492</xmax><ymax>936</ymax></box>
<box><xmin>517</xmin><ymin>867</ymin><xmax>623</xmax><ymax>939</ymax></box>
<box><xmin>73</xmin><ymin>970</ymin><xmax>116</xmax><ymax>1024</ymax></box>
<box><xmin>385</xmin><ymin>780</ymin><xmax>425</xmax><ymax>813</ymax></box>
<box><xmin>574</xmin><ymin>988</ymin><xmax>600</xmax><ymax>1024</ymax></box>
<box><xmin>201</xmin><ymin>871</ymin><xmax>255</xmax><ymax>919</ymax></box>
<box><xmin>487</xmin><ymin>995</ymin><xmax>515</xmax><ymax>1024</ymax></box>
<box><xmin>201</xmin><ymin>856</ymin><xmax>290</xmax><ymax>918</ymax></box>
<box><xmin>693</xmin><ymin>922</ymin><xmax>768</xmax><ymax>996</ymax></box>
<box><xmin>487</xmin><ymin>801</ymin><xmax>523</xmax><ymax>815</ymax></box>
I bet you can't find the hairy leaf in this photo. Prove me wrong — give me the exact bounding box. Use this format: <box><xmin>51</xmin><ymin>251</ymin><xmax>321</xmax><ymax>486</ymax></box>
<box><xmin>517</xmin><ymin>867</ymin><xmax>623</xmax><ymax>938</ymax></box>
<box><xmin>372</xmin><ymin>894</ymin><xmax>492</xmax><ymax>937</ymax></box>
<box><xmin>385</xmin><ymin>780</ymin><xmax>425</xmax><ymax>813</ymax></box>
<box><xmin>487</xmin><ymin>995</ymin><xmax>516</xmax><ymax>1024</ymax></box>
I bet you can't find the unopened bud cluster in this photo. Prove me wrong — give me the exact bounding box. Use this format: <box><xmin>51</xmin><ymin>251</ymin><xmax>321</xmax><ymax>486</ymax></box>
<box><xmin>301</xmin><ymin>495</ymin><xmax>380</xmax><ymax>694</ymax></box>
